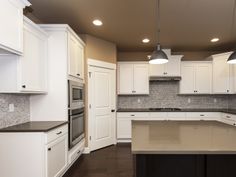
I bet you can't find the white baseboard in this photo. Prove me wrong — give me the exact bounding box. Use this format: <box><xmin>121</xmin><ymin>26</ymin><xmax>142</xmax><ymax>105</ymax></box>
<box><xmin>83</xmin><ymin>147</ymin><xmax>91</xmax><ymax>154</ymax></box>
<box><xmin>117</xmin><ymin>139</ymin><xmax>131</xmax><ymax>143</ymax></box>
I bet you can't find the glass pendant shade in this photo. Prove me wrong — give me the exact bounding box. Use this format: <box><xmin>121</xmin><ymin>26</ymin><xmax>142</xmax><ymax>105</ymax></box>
<box><xmin>149</xmin><ymin>44</ymin><xmax>168</xmax><ymax>64</ymax></box>
<box><xmin>227</xmin><ymin>51</ymin><xmax>236</xmax><ymax>64</ymax></box>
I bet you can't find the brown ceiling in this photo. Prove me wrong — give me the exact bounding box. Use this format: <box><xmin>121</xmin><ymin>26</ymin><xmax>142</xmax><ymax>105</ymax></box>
<box><xmin>27</xmin><ymin>0</ymin><xmax>236</xmax><ymax>52</ymax></box>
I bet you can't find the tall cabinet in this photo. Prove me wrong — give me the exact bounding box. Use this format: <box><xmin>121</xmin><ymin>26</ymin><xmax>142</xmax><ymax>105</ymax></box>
<box><xmin>30</xmin><ymin>24</ymin><xmax>85</xmax><ymax>121</ymax></box>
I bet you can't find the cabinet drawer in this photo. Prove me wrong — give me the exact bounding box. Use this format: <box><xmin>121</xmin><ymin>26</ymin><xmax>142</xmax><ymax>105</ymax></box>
<box><xmin>46</xmin><ymin>125</ymin><xmax>68</xmax><ymax>144</ymax></box>
<box><xmin>221</xmin><ymin>113</ymin><xmax>236</xmax><ymax>122</ymax></box>
<box><xmin>117</xmin><ymin>112</ymin><xmax>149</xmax><ymax>118</ymax></box>
<box><xmin>167</xmin><ymin>112</ymin><xmax>186</xmax><ymax>120</ymax></box>
<box><xmin>186</xmin><ymin>112</ymin><xmax>220</xmax><ymax>120</ymax></box>
<box><xmin>149</xmin><ymin>112</ymin><xmax>168</xmax><ymax>118</ymax></box>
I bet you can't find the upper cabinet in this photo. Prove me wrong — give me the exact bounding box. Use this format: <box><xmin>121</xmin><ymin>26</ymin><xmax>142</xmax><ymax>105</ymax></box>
<box><xmin>68</xmin><ymin>33</ymin><xmax>84</xmax><ymax>80</ymax></box>
<box><xmin>212</xmin><ymin>52</ymin><xmax>234</xmax><ymax>94</ymax></box>
<box><xmin>180</xmin><ymin>62</ymin><xmax>212</xmax><ymax>94</ymax></box>
<box><xmin>149</xmin><ymin>55</ymin><xmax>183</xmax><ymax>77</ymax></box>
<box><xmin>0</xmin><ymin>0</ymin><xmax>31</xmax><ymax>55</ymax></box>
<box><xmin>40</xmin><ymin>25</ymin><xmax>85</xmax><ymax>82</ymax></box>
<box><xmin>0</xmin><ymin>17</ymin><xmax>48</xmax><ymax>93</ymax></box>
<box><xmin>118</xmin><ymin>62</ymin><xmax>149</xmax><ymax>95</ymax></box>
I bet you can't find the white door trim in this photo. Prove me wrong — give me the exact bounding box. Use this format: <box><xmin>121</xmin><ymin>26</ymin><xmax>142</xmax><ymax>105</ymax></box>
<box><xmin>87</xmin><ymin>59</ymin><xmax>117</xmax><ymax>152</ymax></box>
<box><xmin>87</xmin><ymin>58</ymin><xmax>116</xmax><ymax>70</ymax></box>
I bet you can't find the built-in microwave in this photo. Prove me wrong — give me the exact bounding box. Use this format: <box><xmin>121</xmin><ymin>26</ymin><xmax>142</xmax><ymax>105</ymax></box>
<box><xmin>68</xmin><ymin>80</ymin><xmax>84</xmax><ymax>109</ymax></box>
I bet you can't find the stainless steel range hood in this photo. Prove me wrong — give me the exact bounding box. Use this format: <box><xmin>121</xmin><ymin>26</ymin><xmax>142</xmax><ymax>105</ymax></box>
<box><xmin>149</xmin><ymin>76</ymin><xmax>181</xmax><ymax>81</ymax></box>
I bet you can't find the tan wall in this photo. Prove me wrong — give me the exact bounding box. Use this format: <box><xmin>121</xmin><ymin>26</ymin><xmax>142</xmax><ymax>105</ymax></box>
<box><xmin>81</xmin><ymin>34</ymin><xmax>117</xmax><ymax>63</ymax></box>
<box><xmin>81</xmin><ymin>34</ymin><xmax>117</xmax><ymax>147</ymax></box>
<box><xmin>117</xmin><ymin>51</ymin><xmax>222</xmax><ymax>61</ymax></box>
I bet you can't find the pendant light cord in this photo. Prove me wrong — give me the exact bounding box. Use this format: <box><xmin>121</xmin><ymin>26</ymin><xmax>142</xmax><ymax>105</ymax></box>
<box><xmin>231</xmin><ymin>0</ymin><xmax>236</xmax><ymax>38</ymax></box>
<box><xmin>157</xmin><ymin>0</ymin><xmax>161</xmax><ymax>48</ymax></box>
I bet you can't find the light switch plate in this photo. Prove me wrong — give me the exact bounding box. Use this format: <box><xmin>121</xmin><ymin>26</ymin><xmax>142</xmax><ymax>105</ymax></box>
<box><xmin>9</xmin><ymin>104</ymin><xmax>14</xmax><ymax>112</ymax></box>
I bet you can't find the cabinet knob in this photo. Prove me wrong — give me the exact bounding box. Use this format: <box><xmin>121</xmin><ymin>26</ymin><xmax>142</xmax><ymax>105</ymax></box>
<box><xmin>130</xmin><ymin>114</ymin><xmax>135</xmax><ymax>117</ymax></box>
<box><xmin>77</xmin><ymin>74</ymin><xmax>80</xmax><ymax>76</ymax></box>
<box><xmin>111</xmin><ymin>109</ymin><xmax>115</xmax><ymax>112</ymax></box>
<box><xmin>48</xmin><ymin>148</ymin><xmax>51</xmax><ymax>151</ymax></box>
<box><xmin>22</xmin><ymin>85</ymin><xmax>26</xmax><ymax>88</ymax></box>
<box><xmin>132</xmin><ymin>91</ymin><xmax>136</xmax><ymax>93</ymax></box>
<box><xmin>227</xmin><ymin>90</ymin><xmax>229</xmax><ymax>93</ymax></box>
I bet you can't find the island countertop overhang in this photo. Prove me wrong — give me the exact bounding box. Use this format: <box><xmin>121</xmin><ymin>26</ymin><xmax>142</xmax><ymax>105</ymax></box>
<box><xmin>132</xmin><ymin>120</ymin><xmax>236</xmax><ymax>154</ymax></box>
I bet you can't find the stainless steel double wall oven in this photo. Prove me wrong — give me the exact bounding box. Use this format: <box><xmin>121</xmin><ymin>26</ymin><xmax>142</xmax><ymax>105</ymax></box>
<box><xmin>68</xmin><ymin>80</ymin><xmax>85</xmax><ymax>149</ymax></box>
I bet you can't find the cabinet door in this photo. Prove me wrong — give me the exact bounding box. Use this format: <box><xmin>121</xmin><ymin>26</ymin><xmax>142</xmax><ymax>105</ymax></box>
<box><xmin>118</xmin><ymin>63</ymin><xmax>133</xmax><ymax>94</ymax></box>
<box><xmin>46</xmin><ymin>135</ymin><xmax>68</xmax><ymax>177</ymax></box>
<box><xmin>68</xmin><ymin>34</ymin><xmax>79</xmax><ymax>78</ymax></box>
<box><xmin>0</xmin><ymin>0</ymin><xmax>26</xmax><ymax>54</ymax></box>
<box><xmin>149</xmin><ymin>63</ymin><xmax>165</xmax><ymax>76</ymax></box>
<box><xmin>20</xmin><ymin>19</ymin><xmax>47</xmax><ymax>92</ymax></box>
<box><xmin>133</xmin><ymin>64</ymin><xmax>149</xmax><ymax>94</ymax></box>
<box><xmin>180</xmin><ymin>63</ymin><xmax>195</xmax><ymax>94</ymax></box>
<box><xmin>76</xmin><ymin>42</ymin><xmax>84</xmax><ymax>80</ymax></box>
<box><xmin>195</xmin><ymin>63</ymin><xmax>212</xmax><ymax>94</ymax></box>
<box><xmin>165</xmin><ymin>56</ymin><xmax>181</xmax><ymax>76</ymax></box>
<box><xmin>117</xmin><ymin>117</ymin><xmax>132</xmax><ymax>139</ymax></box>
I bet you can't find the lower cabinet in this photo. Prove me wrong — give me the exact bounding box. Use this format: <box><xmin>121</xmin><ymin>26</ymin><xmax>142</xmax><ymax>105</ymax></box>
<box><xmin>0</xmin><ymin>125</ymin><xmax>68</xmax><ymax>177</ymax></box>
<box><xmin>46</xmin><ymin>135</ymin><xmax>68</xmax><ymax>177</ymax></box>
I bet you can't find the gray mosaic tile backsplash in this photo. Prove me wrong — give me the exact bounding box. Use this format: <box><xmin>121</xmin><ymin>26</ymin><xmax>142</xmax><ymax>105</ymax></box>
<box><xmin>0</xmin><ymin>94</ymin><xmax>30</xmax><ymax>129</ymax></box>
<box><xmin>228</xmin><ymin>95</ymin><xmax>236</xmax><ymax>110</ymax></box>
<box><xmin>118</xmin><ymin>82</ymin><xmax>229</xmax><ymax>109</ymax></box>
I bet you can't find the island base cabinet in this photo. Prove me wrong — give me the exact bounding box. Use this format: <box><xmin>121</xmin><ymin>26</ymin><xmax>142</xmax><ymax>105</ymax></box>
<box><xmin>135</xmin><ymin>154</ymin><xmax>236</xmax><ymax>177</ymax></box>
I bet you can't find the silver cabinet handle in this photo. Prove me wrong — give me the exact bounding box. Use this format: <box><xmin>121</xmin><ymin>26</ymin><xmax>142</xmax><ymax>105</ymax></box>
<box><xmin>130</xmin><ymin>115</ymin><xmax>135</xmax><ymax>117</ymax></box>
<box><xmin>226</xmin><ymin>116</ymin><xmax>231</xmax><ymax>118</ymax></box>
<box><xmin>200</xmin><ymin>114</ymin><xmax>204</xmax><ymax>116</ymax></box>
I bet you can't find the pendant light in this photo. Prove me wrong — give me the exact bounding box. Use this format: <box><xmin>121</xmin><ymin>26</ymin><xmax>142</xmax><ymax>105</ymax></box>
<box><xmin>149</xmin><ymin>0</ymin><xmax>168</xmax><ymax>64</ymax></box>
<box><xmin>227</xmin><ymin>0</ymin><xmax>236</xmax><ymax>64</ymax></box>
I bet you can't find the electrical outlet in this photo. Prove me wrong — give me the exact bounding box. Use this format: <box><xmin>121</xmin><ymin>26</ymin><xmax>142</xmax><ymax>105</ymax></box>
<box><xmin>188</xmin><ymin>98</ymin><xmax>191</xmax><ymax>103</ymax></box>
<box><xmin>137</xmin><ymin>98</ymin><xmax>141</xmax><ymax>103</ymax></box>
<box><xmin>214</xmin><ymin>98</ymin><xmax>217</xmax><ymax>103</ymax></box>
<box><xmin>9</xmin><ymin>104</ymin><xmax>14</xmax><ymax>112</ymax></box>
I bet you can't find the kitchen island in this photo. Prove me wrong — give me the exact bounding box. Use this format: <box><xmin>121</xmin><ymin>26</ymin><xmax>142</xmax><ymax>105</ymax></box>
<box><xmin>132</xmin><ymin>121</ymin><xmax>236</xmax><ymax>177</ymax></box>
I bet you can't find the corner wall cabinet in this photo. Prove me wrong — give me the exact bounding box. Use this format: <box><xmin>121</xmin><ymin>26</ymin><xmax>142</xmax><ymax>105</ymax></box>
<box><xmin>212</xmin><ymin>52</ymin><xmax>234</xmax><ymax>94</ymax></box>
<box><xmin>0</xmin><ymin>0</ymin><xmax>30</xmax><ymax>55</ymax></box>
<box><xmin>149</xmin><ymin>55</ymin><xmax>183</xmax><ymax>77</ymax></box>
<box><xmin>117</xmin><ymin>62</ymin><xmax>149</xmax><ymax>95</ymax></box>
<box><xmin>0</xmin><ymin>125</ymin><xmax>68</xmax><ymax>177</ymax></box>
<box><xmin>180</xmin><ymin>61</ymin><xmax>212</xmax><ymax>94</ymax></box>
<box><xmin>0</xmin><ymin>16</ymin><xmax>48</xmax><ymax>93</ymax></box>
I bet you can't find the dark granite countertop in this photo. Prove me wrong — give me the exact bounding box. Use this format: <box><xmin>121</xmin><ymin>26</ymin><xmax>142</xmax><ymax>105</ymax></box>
<box><xmin>117</xmin><ymin>108</ymin><xmax>236</xmax><ymax>115</ymax></box>
<box><xmin>0</xmin><ymin>121</ymin><xmax>68</xmax><ymax>132</ymax></box>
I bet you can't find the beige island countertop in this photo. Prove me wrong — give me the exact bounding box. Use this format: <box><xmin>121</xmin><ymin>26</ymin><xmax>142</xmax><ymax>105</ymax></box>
<box><xmin>132</xmin><ymin>121</ymin><xmax>236</xmax><ymax>154</ymax></box>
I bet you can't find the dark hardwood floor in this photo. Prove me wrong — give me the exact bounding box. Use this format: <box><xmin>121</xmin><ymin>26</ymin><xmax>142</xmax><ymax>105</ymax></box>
<box><xmin>63</xmin><ymin>143</ymin><xmax>133</xmax><ymax>177</ymax></box>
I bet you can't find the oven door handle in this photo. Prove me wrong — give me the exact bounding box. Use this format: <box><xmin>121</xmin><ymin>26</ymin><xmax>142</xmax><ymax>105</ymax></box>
<box><xmin>70</xmin><ymin>113</ymin><xmax>84</xmax><ymax>119</ymax></box>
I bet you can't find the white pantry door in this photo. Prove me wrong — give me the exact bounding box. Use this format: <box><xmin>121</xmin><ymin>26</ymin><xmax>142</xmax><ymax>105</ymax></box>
<box><xmin>88</xmin><ymin>62</ymin><xmax>116</xmax><ymax>151</ymax></box>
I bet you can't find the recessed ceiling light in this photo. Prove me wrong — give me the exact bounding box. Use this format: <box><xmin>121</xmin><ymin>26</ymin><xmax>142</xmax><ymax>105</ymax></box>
<box><xmin>142</xmin><ymin>38</ymin><xmax>150</xmax><ymax>43</ymax></box>
<box><xmin>211</xmin><ymin>38</ymin><xmax>219</xmax><ymax>42</ymax></box>
<box><xmin>93</xmin><ymin>19</ymin><xmax>103</xmax><ymax>26</ymax></box>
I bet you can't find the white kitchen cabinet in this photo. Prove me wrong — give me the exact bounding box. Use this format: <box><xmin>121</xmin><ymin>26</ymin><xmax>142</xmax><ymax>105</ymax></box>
<box><xmin>149</xmin><ymin>55</ymin><xmax>183</xmax><ymax>77</ymax></box>
<box><xmin>212</xmin><ymin>52</ymin><xmax>234</xmax><ymax>94</ymax></box>
<box><xmin>0</xmin><ymin>0</ymin><xmax>30</xmax><ymax>54</ymax></box>
<box><xmin>0</xmin><ymin>16</ymin><xmax>48</xmax><ymax>93</ymax></box>
<box><xmin>46</xmin><ymin>135</ymin><xmax>68</xmax><ymax>177</ymax></box>
<box><xmin>0</xmin><ymin>125</ymin><xmax>68</xmax><ymax>177</ymax></box>
<box><xmin>117</xmin><ymin>112</ymin><xmax>149</xmax><ymax>140</ymax></box>
<box><xmin>68</xmin><ymin>32</ymin><xmax>84</xmax><ymax>80</ymax></box>
<box><xmin>118</xmin><ymin>62</ymin><xmax>149</xmax><ymax>95</ymax></box>
<box><xmin>180</xmin><ymin>62</ymin><xmax>212</xmax><ymax>94</ymax></box>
